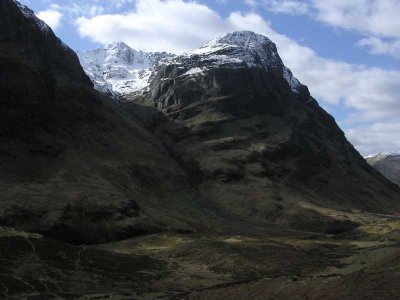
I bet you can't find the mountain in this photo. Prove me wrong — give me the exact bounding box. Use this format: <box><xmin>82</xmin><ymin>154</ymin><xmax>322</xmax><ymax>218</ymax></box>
<box><xmin>367</xmin><ymin>152</ymin><xmax>400</xmax><ymax>186</ymax></box>
<box><xmin>77</xmin><ymin>42</ymin><xmax>174</xmax><ymax>95</ymax></box>
<box><xmin>126</xmin><ymin>31</ymin><xmax>400</xmax><ymax>232</ymax></box>
<box><xmin>2</xmin><ymin>1</ymin><xmax>400</xmax><ymax>298</ymax></box>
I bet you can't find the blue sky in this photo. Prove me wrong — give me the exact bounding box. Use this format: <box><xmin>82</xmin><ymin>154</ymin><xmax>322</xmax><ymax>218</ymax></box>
<box><xmin>19</xmin><ymin>0</ymin><xmax>400</xmax><ymax>155</ymax></box>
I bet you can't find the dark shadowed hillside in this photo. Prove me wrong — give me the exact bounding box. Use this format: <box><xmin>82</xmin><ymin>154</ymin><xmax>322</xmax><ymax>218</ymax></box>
<box><xmin>0</xmin><ymin>0</ymin><xmax>214</xmax><ymax>245</ymax></box>
<box><xmin>1</xmin><ymin>1</ymin><xmax>400</xmax><ymax>298</ymax></box>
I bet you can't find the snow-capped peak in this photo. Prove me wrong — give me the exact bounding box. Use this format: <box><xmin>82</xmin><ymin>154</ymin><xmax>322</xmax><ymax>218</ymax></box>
<box><xmin>103</xmin><ymin>42</ymin><xmax>150</xmax><ymax>67</ymax></box>
<box><xmin>166</xmin><ymin>31</ymin><xmax>302</xmax><ymax>93</ymax></box>
<box><xmin>196</xmin><ymin>31</ymin><xmax>275</xmax><ymax>54</ymax></box>
<box><xmin>77</xmin><ymin>42</ymin><xmax>174</xmax><ymax>96</ymax></box>
<box><xmin>190</xmin><ymin>31</ymin><xmax>280</xmax><ymax>67</ymax></box>
<box><xmin>78</xmin><ymin>32</ymin><xmax>302</xmax><ymax>96</ymax></box>
<box><xmin>107</xmin><ymin>41</ymin><xmax>130</xmax><ymax>50</ymax></box>
<box><xmin>366</xmin><ymin>152</ymin><xmax>400</xmax><ymax>160</ymax></box>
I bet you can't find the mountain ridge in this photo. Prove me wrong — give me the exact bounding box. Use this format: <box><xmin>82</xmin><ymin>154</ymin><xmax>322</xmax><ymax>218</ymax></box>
<box><xmin>122</xmin><ymin>30</ymin><xmax>400</xmax><ymax>230</ymax></box>
<box><xmin>79</xmin><ymin>31</ymin><xmax>303</xmax><ymax>97</ymax></box>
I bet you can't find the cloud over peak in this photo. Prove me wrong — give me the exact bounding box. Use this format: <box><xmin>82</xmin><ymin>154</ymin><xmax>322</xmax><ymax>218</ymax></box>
<box><xmin>75</xmin><ymin>0</ymin><xmax>271</xmax><ymax>54</ymax></box>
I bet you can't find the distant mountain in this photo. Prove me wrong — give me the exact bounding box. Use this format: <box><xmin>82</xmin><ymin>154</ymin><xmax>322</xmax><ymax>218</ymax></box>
<box><xmin>367</xmin><ymin>152</ymin><xmax>400</xmax><ymax>186</ymax></box>
<box><xmin>77</xmin><ymin>42</ymin><xmax>174</xmax><ymax>95</ymax></box>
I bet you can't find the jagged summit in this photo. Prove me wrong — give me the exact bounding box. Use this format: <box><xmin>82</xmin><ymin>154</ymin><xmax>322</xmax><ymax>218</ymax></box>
<box><xmin>104</xmin><ymin>41</ymin><xmax>143</xmax><ymax>65</ymax></box>
<box><xmin>192</xmin><ymin>31</ymin><xmax>278</xmax><ymax>62</ymax></box>
<box><xmin>159</xmin><ymin>31</ymin><xmax>302</xmax><ymax>93</ymax></box>
<box><xmin>103</xmin><ymin>41</ymin><xmax>166</xmax><ymax>67</ymax></box>
<box><xmin>193</xmin><ymin>31</ymin><xmax>276</xmax><ymax>56</ymax></box>
<box><xmin>77</xmin><ymin>42</ymin><xmax>174</xmax><ymax>95</ymax></box>
<box><xmin>212</xmin><ymin>31</ymin><xmax>274</xmax><ymax>47</ymax></box>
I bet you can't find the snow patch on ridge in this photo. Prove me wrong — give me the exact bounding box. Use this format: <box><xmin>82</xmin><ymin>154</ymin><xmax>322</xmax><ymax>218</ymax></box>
<box><xmin>366</xmin><ymin>152</ymin><xmax>400</xmax><ymax>159</ymax></box>
<box><xmin>283</xmin><ymin>67</ymin><xmax>302</xmax><ymax>93</ymax></box>
<box><xmin>182</xmin><ymin>67</ymin><xmax>204</xmax><ymax>76</ymax></box>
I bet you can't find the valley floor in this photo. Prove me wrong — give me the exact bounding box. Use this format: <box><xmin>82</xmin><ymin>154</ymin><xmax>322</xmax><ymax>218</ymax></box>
<box><xmin>1</xmin><ymin>209</ymin><xmax>400</xmax><ymax>299</ymax></box>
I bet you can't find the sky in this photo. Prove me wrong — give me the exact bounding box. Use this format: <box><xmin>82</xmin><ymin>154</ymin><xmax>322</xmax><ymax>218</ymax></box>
<box><xmin>18</xmin><ymin>0</ymin><xmax>400</xmax><ymax>156</ymax></box>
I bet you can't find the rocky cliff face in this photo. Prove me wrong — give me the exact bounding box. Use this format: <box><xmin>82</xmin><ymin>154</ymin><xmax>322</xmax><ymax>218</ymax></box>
<box><xmin>367</xmin><ymin>153</ymin><xmax>400</xmax><ymax>186</ymax></box>
<box><xmin>148</xmin><ymin>31</ymin><xmax>307</xmax><ymax>113</ymax></box>
<box><xmin>77</xmin><ymin>42</ymin><xmax>174</xmax><ymax>95</ymax></box>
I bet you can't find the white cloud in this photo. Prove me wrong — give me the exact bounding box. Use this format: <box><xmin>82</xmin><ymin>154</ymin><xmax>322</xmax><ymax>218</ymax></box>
<box><xmin>38</xmin><ymin>0</ymin><xmax>132</xmax><ymax>22</ymax></box>
<box><xmin>256</xmin><ymin>0</ymin><xmax>400</xmax><ymax>40</ymax></box>
<box><xmin>109</xmin><ymin>0</ymin><xmax>135</xmax><ymax>8</ymax></box>
<box><xmin>75</xmin><ymin>0</ymin><xmax>400</xmax><ymax>155</ymax></box>
<box><xmin>347</xmin><ymin>121</ymin><xmax>400</xmax><ymax>156</ymax></box>
<box><xmin>262</xmin><ymin>0</ymin><xmax>310</xmax><ymax>15</ymax></box>
<box><xmin>310</xmin><ymin>0</ymin><xmax>400</xmax><ymax>63</ymax></box>
<box><xmin>55</xmin><ymin>2</ymin><xmax>106</xmax><ymax>18</ymax></box>
<box><xmin>311</xmin><ymin>0</ymin><xmax>400</xmax><ymax>39</ymax></box>
<box><xmin>358</xmin><ymin>37</ymin><xmax>400</xmax><ymax>60</ymax></box>
<box><xmin>75</xmin><ymin>0</ymin><xmax>271</xmax><ymax>53</ymax></box>
<box><xmin>37</xmin><ymin>7</ymin><xmax>63</xmax><ymax>30</ymax></box>
<box><xmin>244</xmin><ymin>0</ymin><xmax>258</xmax><ymax>9</ymax></box>
<box><xmin>250</xmin><ymin>0</ymin><xmax>400</xmax><ymax>62</ymax></box>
